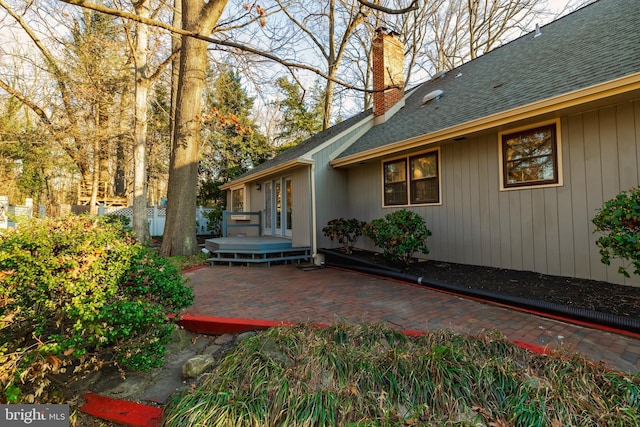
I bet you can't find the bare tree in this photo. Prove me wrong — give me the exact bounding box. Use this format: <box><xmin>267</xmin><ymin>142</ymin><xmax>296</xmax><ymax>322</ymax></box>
<box><xmin>0</xmin><ymin>0</ymin><xmax>131</xmax><ymax>213</ymax></box>
<box><xmin>420</xmin><ymin>0</ymin><xmax>550</xmax><ymax>74</ymax></box>
<box><xmin>467</xmin><ymin>0</ymin><xmax>539</xmax><ymax>59</ymax></box>
<box><xmin>130</xmin><ymin>0</ymin><xmax>153</xmax><ymax>243</ymax></box>
<box><xmin>423</xmin><ymin>0</ymin><xmax>467</xmax><ymax>72</ymax></box>
<box><xmin>275</xmin><ymin>0</ymin><xmax>372</xmax><ymax>129</ymax></box>
<box><xmin>124</xmin><ymin>0</ymin><xmax>178</xmax><ymax>242</ymax></box>
<box><xmin>160</xmin><ymin>0</ymin><xmax>228</xmax><ymax>256</ymax></box>
<box><xmin>7</xmin><ymin>0</ymin><xmax>573</xmax><ymax>255</ymax></box>
<box><xmin>56</xmin><ymin>0</ymin><xmax>383</xmax><ymax>255</ymax></box>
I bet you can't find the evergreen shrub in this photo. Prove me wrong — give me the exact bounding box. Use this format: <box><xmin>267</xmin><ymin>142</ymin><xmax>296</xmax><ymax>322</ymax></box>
<box><xmin>364</xmin><ymin>209</ymin><xmax>431</xmax><ymax>264</ymax></box>
<box><xmin>322</xmin><ymin>218</ymin><xmax>366</xmax><ymax>254</ymax></box>
<box><xmin>0</xmin><ymin>216</ymin><xmax>193</xmax><ymax>403</ymax></box>
<box><xmin>593</xmin><ymin>187</ymin><xmax>640</xmax><ymax>277</ymax></box>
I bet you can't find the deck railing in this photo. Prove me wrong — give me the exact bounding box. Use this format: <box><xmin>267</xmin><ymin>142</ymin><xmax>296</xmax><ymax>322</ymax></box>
<box><xmin>221</xmin><ymin>211</ymin><xmax>262</xmax><ymax>237</ymax></box>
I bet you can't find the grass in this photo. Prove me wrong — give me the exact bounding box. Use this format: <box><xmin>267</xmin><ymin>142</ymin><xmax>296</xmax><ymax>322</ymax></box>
<box><xmin>162</xmin><ymin>323</ymin><xmax>640</xmax><ymax>426</ymax></box>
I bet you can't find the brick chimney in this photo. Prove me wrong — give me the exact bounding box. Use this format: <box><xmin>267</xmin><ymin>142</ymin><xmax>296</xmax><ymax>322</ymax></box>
<box><xmin>372</xmin><ymin>27</ymin><xmax>405</xmax><ymax>122</ymax></box>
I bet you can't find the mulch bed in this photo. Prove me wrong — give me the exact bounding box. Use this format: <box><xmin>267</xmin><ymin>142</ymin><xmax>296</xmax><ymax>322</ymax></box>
<box><xmin>340</xmin><ymin>249</ymin><xmax>640</xmax><ymax>319</ymax></box>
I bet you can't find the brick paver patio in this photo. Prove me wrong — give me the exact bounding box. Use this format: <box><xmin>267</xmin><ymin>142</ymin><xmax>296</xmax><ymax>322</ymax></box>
<box><xmin>183</xmin><ymin>264</ymin><xmax>640</xmax><ymax>373</ymax></box>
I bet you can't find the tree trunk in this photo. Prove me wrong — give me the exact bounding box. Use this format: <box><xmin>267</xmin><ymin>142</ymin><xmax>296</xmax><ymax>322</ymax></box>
<box><xmin>98</xmin><ymin>139</ymin><xmax>110</xmax><ymax>198</ymax></box>
<box><xmin>323</xmin><ymin>76</ymin><xmax>335</xmax><ymax>130</ymax></box>
<box><xmin>90</xmin><ymin>137</ymin><xmax>100</xmax><ymax>214</ymax></box>
<box><xmin>160</xmin><ymin>0</ymin><xmax>227</xmax><ymax>256</ymax></box>
<box><xmin>160</xmin><ymin>34</ymin><xmax>207</xmax><ymax>256</ymax></box>
<box><xmin>115</xmin><ymin>133</ymin><xmax>126</xmax><ymax>197</ymax></box>
<box><xmin>132</xmin><ymin>0</ymin><xmax>151</xmax><ymax>243</ymax></box>
<box><xmin>170</xmin><ymin>0</ymin><xmax>181</xmax><ymax>149</ymax></box>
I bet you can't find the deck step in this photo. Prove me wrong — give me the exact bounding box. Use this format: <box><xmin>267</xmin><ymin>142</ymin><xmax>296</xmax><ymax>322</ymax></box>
<box><xmin>208</xmin><ymin>247</ymin><xmax>312</xmax><ymax>267</ymax></box>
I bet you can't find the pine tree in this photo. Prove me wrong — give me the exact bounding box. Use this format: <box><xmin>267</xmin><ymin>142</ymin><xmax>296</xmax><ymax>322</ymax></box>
<box><xmin>273</xmin><ymin>77</ymin><xmax>324</xmax><ymax>150</ymax></box>
<box><xmin>198</xmin><ymin>66</ymin><xmax>273</xmax><ymax>206</ymax></box>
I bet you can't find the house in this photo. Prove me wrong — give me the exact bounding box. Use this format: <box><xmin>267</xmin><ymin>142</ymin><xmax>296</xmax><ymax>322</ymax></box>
<box><xmin>220</xmin><ymin>0</ymin><xmax>640</xmax><ymax>286</ymax></box>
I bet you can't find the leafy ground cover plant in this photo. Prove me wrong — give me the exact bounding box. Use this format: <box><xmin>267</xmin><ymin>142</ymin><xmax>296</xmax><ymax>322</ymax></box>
<box><xmin>364</xmin><ymin>209</ymin><xmax>431</xmax><ymax>264</ymax></box>
<box><xmin>593</xmin><ymin>187</ymin><xmax>640</xmax><ymax>277</ymax></box>
<box><xmin>163</xmin><ymin>323</ymin><xmax>640</xmax><ymax>426</ymax></box>
<box><xmin>0</xmin><ymin>216</ymin><xmax>193</xmax><ymax>403</ymax></box>
<box><xmin>322</xmin><ymin>218</ymin><xmax>366</xmax><ymax>254</ymax></box>
<box><xmin>204</xmin><ymin>206</ymin><xmax>224</xmax><ymax>237</ymax></box>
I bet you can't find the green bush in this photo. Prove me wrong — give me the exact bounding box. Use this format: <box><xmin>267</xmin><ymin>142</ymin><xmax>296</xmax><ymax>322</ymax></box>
<box><xmin>322</xmin><ymin>218</ymin><xmax>366</xmax><ymax>254</ymax></box>
<box><xmin>593</xmin><ymin>188</ymin><xmax>640</xmax><ymax>277</ymax></box>
<box><xmin>364</xmin><ymin>209</ymin><xmax>431</xmax><ymax>264</ymax></box>
<box><xmin>0</xmin><ymin>216</ymin><xmax>193</xmax><ymax>403</ymax></box>
<box><xmin>204</xmin><ymin>206</ymin><xmax>223</xmax><ymax>236</ymax></box>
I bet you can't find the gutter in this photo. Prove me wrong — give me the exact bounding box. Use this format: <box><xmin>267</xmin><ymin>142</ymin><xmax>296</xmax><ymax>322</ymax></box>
<box><xmin>331</xmin><ymin>72</ymin><xmax>640</xmax><ymax>168</ymax></box>
<box><xmin>220</xmin><ymin>158</ymin><xmax>314</xmax><ymax>190</ymax></box>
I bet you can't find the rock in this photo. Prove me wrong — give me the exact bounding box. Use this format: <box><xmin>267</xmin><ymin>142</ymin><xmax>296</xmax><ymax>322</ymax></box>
<box><xmin>97</xmin><ymin>373</ymin><xmax>150</xmax><ymax>400</ymax></box>
<box><xmin>259</xmin><ymin>337</ymin><xmax>294</xmax><ymax>368</ymax></box>
<box><xmin>202</xmin><ymin>344</ymin><xmax>222</xmax><ymax>356</ymax></box>
<box><xmin>166</xmin><ymin>328</ymin><xmax>198</xmax><ymax>353</ymax></box>
<box><xmin>214</xmin><ymin>334</ymin><xmax>235</xmax><ymax>345</ymax></box>
<box><xmin>182</xmin><ymin>354</ymin><xmax>215</xmax><ymax>378</ymax></box>
<box><xmin>237</xmin><ymin>331</ymin><xmax>258</xmax><ymax>343</ymax></box>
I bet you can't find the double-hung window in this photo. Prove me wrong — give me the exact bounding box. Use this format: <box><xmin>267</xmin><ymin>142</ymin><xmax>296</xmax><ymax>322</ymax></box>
<box><xmin>500</xmin><ymin>121</ymin><xmax>561</xmax><ymax>189</ymax></box>
<box><xmin>231</xmin><ymin>187</ymin><xmax>245</xmax><ymax>212</ymax></box>
<box><xmin>383</xmin><ymin>150</ymin><xmax>439</xmax><ymax>206</ymax></box>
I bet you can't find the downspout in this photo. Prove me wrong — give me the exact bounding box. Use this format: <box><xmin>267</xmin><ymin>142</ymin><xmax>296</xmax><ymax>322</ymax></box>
<box><xmin>310</xmin><ymin>163</ymin><xmax>319</xmax><ymax>264</ymax></box>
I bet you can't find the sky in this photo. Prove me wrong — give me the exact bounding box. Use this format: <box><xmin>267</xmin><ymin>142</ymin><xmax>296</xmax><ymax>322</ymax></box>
<box><xmin>0</xmin><ymin>0</ymin><xmax>592</xmax><ymax>125</ymax></box>
<box><xmin>546</xmin><ymin>0</ymin><xmax>592</xmax><ymax>14</ymax></box>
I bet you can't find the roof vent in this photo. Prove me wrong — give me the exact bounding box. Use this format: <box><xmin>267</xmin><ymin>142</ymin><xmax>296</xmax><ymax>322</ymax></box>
<box><xmin>534</xmin><ymin>23</ymin><xmax>542</xmax><ymax>38</ymax></box>
<box><xmin>422</xmin><ymin>89</ymin><xmax>443</xmax><ymax>104</ymax></box>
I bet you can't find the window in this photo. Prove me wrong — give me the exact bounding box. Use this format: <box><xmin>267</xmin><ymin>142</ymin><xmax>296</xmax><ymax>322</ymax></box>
<box><xmin>231</xmin><ymin>187</ymin><xmax>244</xmax><ymax>212</ymax></box>
<box><xmin>410</xmin><ymin>153</ymin><xmax>439</xmax><ymax>204</ymax></box>
<box><xmin>383</xmin><ymin>159</ymin><xmax>407</xmax><ymax>205</ymax></box>
<box><xmin>500</xmin><ymin>122</ymin><xmax>560</xmax><ymax>189</ymax></box>
<box><xmin>383</xmin><ymin>150</ymin><xmax>439</xmax><ymax>206</ymax></box>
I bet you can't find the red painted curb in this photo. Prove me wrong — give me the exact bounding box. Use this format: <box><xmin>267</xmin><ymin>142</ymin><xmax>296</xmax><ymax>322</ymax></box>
<box><xmin>80</xmin><ymin>393</ymin><xmax>162</xmax><ymax>427</ymax></box>
<box><xmin>177</xmin><ymin>314</ymin><xmax>324</xmax><ymax>334</ymax></box>
<box><xmin>513</xmin><ymin>340</ymin><xmax>554</xmax><ymax>355</ymax></box>
<box><xmin>181</xmin><ymin>264</ymin><xmax>208</xmax><ymax>273</ymax></box>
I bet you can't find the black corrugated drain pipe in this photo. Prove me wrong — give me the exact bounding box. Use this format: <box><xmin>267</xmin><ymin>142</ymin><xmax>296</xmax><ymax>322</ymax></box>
<box><xmin>318</xmin><ymin>249</ymin><xmax>640</xmax><ymax>335</ymax></box>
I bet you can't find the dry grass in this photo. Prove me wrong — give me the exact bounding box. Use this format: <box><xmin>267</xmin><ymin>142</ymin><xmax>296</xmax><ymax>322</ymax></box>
<box><xmin>162</xmin><ymin>323</ymin><xmax>640</xmax><ymax>426</ymax></box>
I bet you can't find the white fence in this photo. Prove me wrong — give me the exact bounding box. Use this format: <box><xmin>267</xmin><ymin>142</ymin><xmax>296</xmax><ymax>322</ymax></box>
<box><xmin>0</xmin><ymin>196</ymin><xmax>215</xmax><ymax>236</ymax></box>
<box><xmin>103</xmin><ymin>205</ymin><xmax>216</xmax><ymax>236</ymax></box>
<box><xmin>0</xmin><ymin>196</ymin><xmax>33</xmax><ymax>229</ymax></box>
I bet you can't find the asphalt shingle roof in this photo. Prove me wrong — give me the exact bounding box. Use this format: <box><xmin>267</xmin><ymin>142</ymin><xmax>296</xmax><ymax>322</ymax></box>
<box><xmin>338</xmin><ymin>0</ymin><xmax>640</xmax><ymax>159</ymax></box>
<box><xmin>233</xmin><ymin>108</ymin><xmax>372</xmax><ymax>180</ymax></box>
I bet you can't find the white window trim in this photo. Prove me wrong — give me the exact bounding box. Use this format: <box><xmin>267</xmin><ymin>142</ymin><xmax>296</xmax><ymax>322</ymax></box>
<box><xmin>381</xmin><ymin>148</ymin><xmax>442</xmax><ymax>208</ymax></box>
<box><xmin>498</xmin><ymin>118</ymin><xmax>563</xmax><ymax>191</ymax></box>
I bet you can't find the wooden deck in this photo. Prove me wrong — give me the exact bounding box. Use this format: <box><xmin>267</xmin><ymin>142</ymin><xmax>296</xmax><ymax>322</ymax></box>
<box><xmin>204</xmin><ymin>237</ymin><xmax>312</xmax><ymax>266</ymax></box>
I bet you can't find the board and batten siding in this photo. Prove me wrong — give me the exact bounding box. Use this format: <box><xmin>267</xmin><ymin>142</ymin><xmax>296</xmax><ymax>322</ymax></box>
<box><xmin>347</xmin><ymin>100</ymin><xmax>640</xmax><ymax>286</ymax></box>
<box><xmin>237</xmin><ymin>165</ymin><xmax>312</xmax><ymax>247</ymax></box>
<box><xmin>313</xmin><ymin>128</ymin><xmax>361</xmax><ymax>249</ymax></box>
<box><xmin>289</xmin><ymin>166</ymin><xmax>312</xmax><ymax>248</ymax></box>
